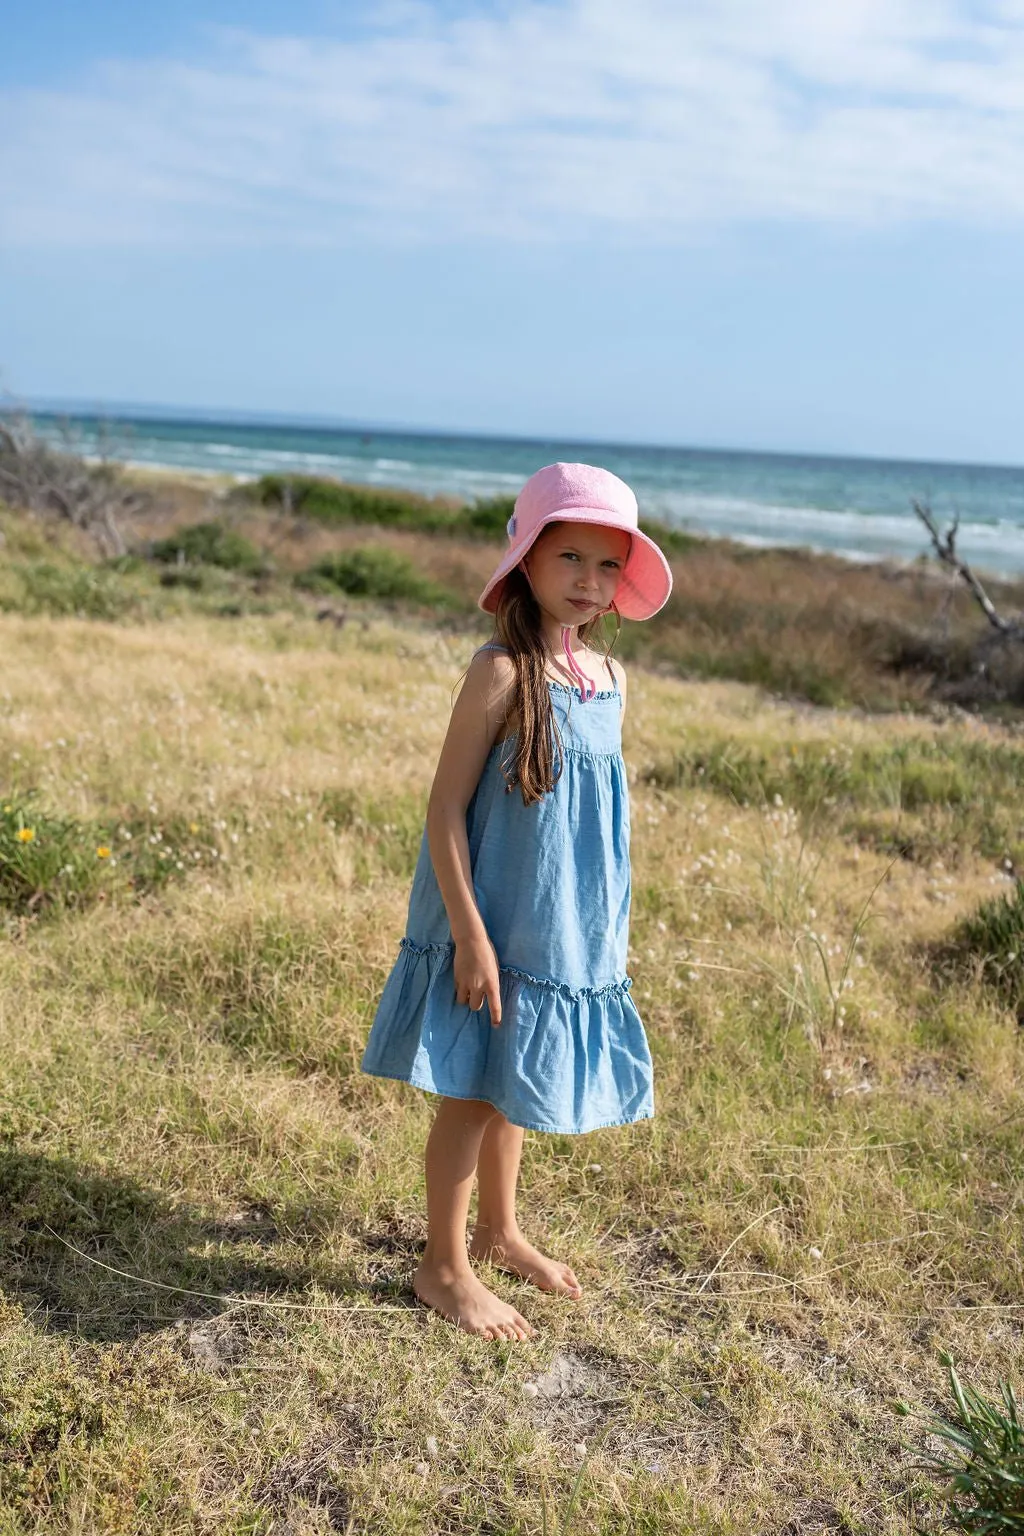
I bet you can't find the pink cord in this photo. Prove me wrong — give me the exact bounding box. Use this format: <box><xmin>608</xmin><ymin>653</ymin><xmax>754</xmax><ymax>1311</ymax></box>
<box><xmin>561</xmin><ymin>627</ymin><xmax>596</xmax><ymax>701</ymax></box>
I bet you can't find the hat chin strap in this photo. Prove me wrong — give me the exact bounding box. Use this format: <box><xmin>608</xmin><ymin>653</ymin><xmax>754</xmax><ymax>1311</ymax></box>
<box><xmin>560</xmin><ymin>626</ymin><xmax>596</xmax><ymax>701</ymax></box>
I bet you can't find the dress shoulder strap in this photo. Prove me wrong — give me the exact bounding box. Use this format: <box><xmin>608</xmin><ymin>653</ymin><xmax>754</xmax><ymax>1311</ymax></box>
<box><xmin>475</xmin><ymin>642</ymin><xmax>508</xmax><ymax>655</ymax></box>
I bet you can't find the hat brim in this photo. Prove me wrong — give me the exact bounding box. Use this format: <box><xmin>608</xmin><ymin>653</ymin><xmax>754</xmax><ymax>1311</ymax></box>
<box><xmin>477</xmin><ymin>507</ymin><xmax>673</xmax><ymax>621</ymax></box>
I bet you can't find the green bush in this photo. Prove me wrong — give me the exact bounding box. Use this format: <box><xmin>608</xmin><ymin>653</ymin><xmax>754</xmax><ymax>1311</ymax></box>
<box><xmin>251</xmin><ymin>476</ymin><xmax>460</xmax><ymax>534</ymax></box>
<box><xmin>295</xmin><ymin>547</ymin><xmax>452</xmax><ymax>605</ymax></box>
<box><xmin>461</xmin><ymin>495</ymin><xmax>515</xmax><ymax>537</ymax></box>
<box><xmin>948</xmin><ymin>880</ymin><xmax>1024</xmax><ymax>1013</ymax></box>
<box><xmin>640</xmin><ymin>517</ymin><xmax>701</xmax><ymax>557</ymax></box>
<box><xmin>149</xmin><ymin>521</ymin><xmax>267</xmax><ymax>575</ymax></box>
<box><xmin>0</xmin><ymin>561</ymin><xmax>139</xmax><ymax>621</ymax></box>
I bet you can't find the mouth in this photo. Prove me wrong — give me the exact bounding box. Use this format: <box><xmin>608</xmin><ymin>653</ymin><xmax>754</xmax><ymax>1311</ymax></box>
<box><xmin>568</xmin><ymin>598</ymin><xmax>598</xmax><ymax>612</ymax></box>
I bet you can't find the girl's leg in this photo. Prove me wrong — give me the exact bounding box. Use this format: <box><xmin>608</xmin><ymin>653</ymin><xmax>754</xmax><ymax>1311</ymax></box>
<box><xmin>414</xmin><ymin>1096</ymin><xmax>536</xmax><ymax>1341</ymax></box>
<box><xmin>470</xmin><ymin>1114</ymin><xmax>583</xmax><ymax>1298</ymax></box>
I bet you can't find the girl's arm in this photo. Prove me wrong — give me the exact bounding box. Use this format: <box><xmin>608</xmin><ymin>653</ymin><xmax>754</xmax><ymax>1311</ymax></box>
<box><xmin>426</xmin><ymin>649</ymin><xmax>515</xmax><ymax>1027</ymax></box>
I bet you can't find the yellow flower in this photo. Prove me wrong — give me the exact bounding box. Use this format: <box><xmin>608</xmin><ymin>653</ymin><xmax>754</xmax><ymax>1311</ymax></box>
<box><xmin>16</xmin><ymin>827</ymin><xmax>35</xmax><ymax>843</ymax></box>
<box><xmin>2</xmin><ymin>804</ymin><xmax>11</xmax><ymax>813</ymax></box>
<box><xmin>189</xmin><ymin>822</ymin><xmax>199</xmax><ymax>834</ymax></box>
<box><xmin>96</xmin><ymin>846</ymin><xmax>112</xmax><ymax>859</ymax></box>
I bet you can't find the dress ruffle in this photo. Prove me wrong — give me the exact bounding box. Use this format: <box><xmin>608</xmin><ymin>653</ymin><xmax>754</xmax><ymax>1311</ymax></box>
<box><xmin>361</xmin><ymin>938</ymin><xmax>654</xmax><ymax>1135</ymax></box>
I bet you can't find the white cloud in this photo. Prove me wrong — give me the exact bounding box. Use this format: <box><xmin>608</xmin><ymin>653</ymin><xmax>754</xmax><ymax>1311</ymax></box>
<box><xmin>1</xmin><ymin>0</ymin><xmax>1022</xmax><ymax>246</ymax></box>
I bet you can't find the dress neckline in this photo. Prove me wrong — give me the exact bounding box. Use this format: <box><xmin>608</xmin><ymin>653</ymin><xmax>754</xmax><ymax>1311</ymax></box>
<box><xmin>547</xmin><ymin>678</ymin><xmax>620</xmax><ymax>702</ymax></box>
<box><xmin>477</xmin><ymin>642</ymin><xmax>617</xmax><ymax>697</ymax></box>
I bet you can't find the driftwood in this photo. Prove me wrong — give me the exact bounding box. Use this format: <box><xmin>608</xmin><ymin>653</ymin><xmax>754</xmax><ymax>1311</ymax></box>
<box><xmin>0</xmin><ymin>413</ymin><xmax>147</xmax><ymax>558</ymax></box>
<box><xmin>912</xmin><ymin>499</ymin><xmax>1024</xmax><ymax>644</ymax></box>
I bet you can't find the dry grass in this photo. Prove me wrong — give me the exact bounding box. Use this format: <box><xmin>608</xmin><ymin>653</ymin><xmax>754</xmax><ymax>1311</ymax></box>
<box><xmin>0</xmin><ymin>609</ymin><xmax>1022</xmax><ymax>1535</ymax></box>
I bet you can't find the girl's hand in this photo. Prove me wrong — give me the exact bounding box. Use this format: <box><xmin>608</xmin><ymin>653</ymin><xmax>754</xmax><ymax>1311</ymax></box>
<box><xmin>454</xmin><ymin>935</ymin><xmax>503</xmax><ymax>1028</ymax></box>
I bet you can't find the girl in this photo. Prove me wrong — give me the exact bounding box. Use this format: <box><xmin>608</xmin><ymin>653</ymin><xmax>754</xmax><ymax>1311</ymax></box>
<box><xmin>361</xmin><ymin>462</ymin><xmax>672</xmax><ymax>1341</ymax></box>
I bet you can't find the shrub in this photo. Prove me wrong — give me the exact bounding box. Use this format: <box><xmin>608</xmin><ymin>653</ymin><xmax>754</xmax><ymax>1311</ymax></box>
<box><xmin>640</xmin><ymin>517</ymin><xmax>701</xmax><ymax>557</ymax></box>
<box><xmin>461</xmin><ymin>495</ymin><xmax>515</xmax><ymax>537</ymax></box>
<box><xmin>149</xmin><ymin>521</ymin><xmax>267</xmax><ymax>575</ymax></box>
<box><xmin>295</xmin><ymin>547</ymin><xmax>452</xmax><ymax>605</ymax></box>
<box><xmin>0</xmin><ymin>561</ymin><xmax>139</xmax><ymax>621</ymax></box>
<box><xmin>250</xmin><ymin>475</ymin><xmax>460</xmax><ymax>534</ymax></box>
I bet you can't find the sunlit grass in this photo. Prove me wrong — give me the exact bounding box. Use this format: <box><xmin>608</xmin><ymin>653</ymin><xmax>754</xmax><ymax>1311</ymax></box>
<box><xmin>0</xmin><ymin>608</ymin><xmax>1021</xmax><ymax>1534</ymax></box>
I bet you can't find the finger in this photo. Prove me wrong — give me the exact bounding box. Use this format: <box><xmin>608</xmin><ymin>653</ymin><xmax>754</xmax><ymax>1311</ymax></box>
<box><xmin>487</xmin><ymin>981</ymin><xmax>502</xmax><ymax>1029</ymax></box>
<box><xmin>469</xmin><ymin>985</ymin><xmax>485</xmax><ymax>1012</ymax></box>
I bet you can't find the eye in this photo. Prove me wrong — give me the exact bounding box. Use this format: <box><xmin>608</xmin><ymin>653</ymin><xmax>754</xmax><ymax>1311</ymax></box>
<box><xmin>602</xmin><ymin>559</ymin><xmax>623</xmax><ymax>570</ymax></box>
<box><xmin>560</xmin><ymin>551</ymin><xmax>581</xmax><ymax>562</ymax></box>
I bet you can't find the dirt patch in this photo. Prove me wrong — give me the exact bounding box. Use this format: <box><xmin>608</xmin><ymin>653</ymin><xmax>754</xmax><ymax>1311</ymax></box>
<box><xmin>779</xmin><ymin>1498</ymin><xmax>855</xmax><ymax>1535</ymax></box>
<box><xmin>257</xmin><ymin>1411</ymin><xmax>367</xmax><ymax>1533</ymax></box>
<box><xmin>181</xmin><ymin>1316</ymin><xmax>249</xmax><ymax>1374</ymax></box>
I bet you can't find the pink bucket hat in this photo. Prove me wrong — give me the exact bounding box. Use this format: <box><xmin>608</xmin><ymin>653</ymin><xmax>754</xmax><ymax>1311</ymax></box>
<box><xmin>478</xmin><ymin>462</ymin><xmax>673</xmax><ymax>621</ymax></box>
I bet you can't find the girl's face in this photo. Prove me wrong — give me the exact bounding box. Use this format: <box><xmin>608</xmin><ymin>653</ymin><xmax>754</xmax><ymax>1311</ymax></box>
<box><xmin>522</xmin><ymin>521</ymin><xmax>630</xmax><ymax>626</ymax></box>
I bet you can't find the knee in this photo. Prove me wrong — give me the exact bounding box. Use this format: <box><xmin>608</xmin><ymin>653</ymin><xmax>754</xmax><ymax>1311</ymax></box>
<box><xmin>450</xmin><ymin>1097</ymin><xmax>500</xmax><ymax>1125</ymax></box>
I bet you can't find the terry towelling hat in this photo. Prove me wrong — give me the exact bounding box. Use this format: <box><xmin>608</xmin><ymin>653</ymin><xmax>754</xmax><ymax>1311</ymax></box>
<box><xmin>477</xmin><ymin>462</ymin><xmax>673</xmax><ymax>622</ymax></box>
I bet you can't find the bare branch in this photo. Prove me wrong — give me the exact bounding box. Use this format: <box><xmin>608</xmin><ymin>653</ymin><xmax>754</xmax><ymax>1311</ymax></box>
<box><xmin>912</xmin><ymin>499</ymin><xmax>1024</xmax><ymax>642</ymax></box>
<box><xmin>0</xmin><ymin>409</ymin><xmax>147</xmax><ymax>556</ymax></box>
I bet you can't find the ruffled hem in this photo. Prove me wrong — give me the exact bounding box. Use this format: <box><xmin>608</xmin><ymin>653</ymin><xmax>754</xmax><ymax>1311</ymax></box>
<box><xmin>361</xmin><ymin>938</ymin><xmax>654</xmax><ymax>1135</ymax></box>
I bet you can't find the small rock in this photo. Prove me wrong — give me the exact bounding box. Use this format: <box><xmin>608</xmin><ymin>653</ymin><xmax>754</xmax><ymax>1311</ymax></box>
<box><xmin>586</xmin><ymin>1163</ymin><xmax>602</xmax><ymax>1173</ymax></box>
<box><xmin>522</xmin><ymin>1381</ymin><xmax>539</xmax><ymax>1398</ymax></box>
<box><xmin>573</xmin><ymin>1442</ymin><xmax>587</xmax><ymax>1460</ymax></box>
<box><xmin>414</xmin><ymin>1461</ymin><xmax>429</xmax><ymax>1477</ymax></box>
<box><xmin>424</xmin><ymin>1436</ymin><xmax>439</xmax><ymax>1459</ymax></box>
<box><xmin>808</xmin><ymin>1246</ymin><xmax>823</xmax><ymax>1261</ymax></box>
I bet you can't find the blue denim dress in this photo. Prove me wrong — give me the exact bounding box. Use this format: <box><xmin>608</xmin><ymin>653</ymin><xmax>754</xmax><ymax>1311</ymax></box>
<box><xmin>360</xmin><ymin>648</ymin><xmax>654</xmax><ymax>1135</ymax></box>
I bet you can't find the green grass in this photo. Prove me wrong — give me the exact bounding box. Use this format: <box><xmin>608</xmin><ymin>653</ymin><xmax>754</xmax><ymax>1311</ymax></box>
<box><xmin>642</xmin><ymin>735</ymin><xmax>1024</xmax><ymax>865</ymax></box>
<box><xmin>947</xmin><ymin>880</ymin><xmax>1024</xmax><ymax>1014</ymax></box>
<box><xmin>0</xmin><ymin>794</ymin><xmax>219</xmax><ymax>923</ymax></box>
<box><xmin>0</xmin><ymin>608</ymin><xmax>1021</xmax><ymax>1533</ymax></box>
<box><xmin>907</xmin><ymin>1358</ymin><xmax>1024</xmax><ymax>1533</ymax></box>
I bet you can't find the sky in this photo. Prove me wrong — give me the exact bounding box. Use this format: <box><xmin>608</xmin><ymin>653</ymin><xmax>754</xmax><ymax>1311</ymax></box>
<box><xmin>2</xmin><ymin>0</ymin><xmax>1023</xmax><ymax>463</ymax></box>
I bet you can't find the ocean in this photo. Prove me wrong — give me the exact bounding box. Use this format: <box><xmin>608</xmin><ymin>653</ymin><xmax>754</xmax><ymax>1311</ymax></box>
<box><xmin>28</xmin><ymin>410</ymin><xmax>1024</xmax><ymax>578</ymax></box>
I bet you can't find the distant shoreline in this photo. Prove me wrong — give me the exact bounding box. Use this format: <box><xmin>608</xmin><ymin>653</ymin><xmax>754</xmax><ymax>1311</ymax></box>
<box><xmin>18</xmin><ymin>408</ymin><xmax>1024</xmax><ymax>579</ymax></box>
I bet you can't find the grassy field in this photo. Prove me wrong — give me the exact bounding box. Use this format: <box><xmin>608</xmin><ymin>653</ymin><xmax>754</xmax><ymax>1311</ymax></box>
<box><xmin>1</xmin><ymin>577</ymin><xmax>1022</xmax><ymax>1533</ymax></box>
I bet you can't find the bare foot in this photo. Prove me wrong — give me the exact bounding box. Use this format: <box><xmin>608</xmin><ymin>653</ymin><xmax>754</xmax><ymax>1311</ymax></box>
<box><xmin>469</xmin><ymin>1226</ymin><xmax>583</xmax><ymax>1298</ymax></box>
<box><xmin>413</xmin><ymin>1257</ymin><xmax>537</xmax><ymax>1341</ymax></box>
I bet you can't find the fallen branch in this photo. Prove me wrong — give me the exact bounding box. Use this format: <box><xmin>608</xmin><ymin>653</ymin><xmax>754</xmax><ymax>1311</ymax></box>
<box><xmin>912</xmin><ymin>498</ymin><xmax>1024</xmax><ymax>642</ymax></box>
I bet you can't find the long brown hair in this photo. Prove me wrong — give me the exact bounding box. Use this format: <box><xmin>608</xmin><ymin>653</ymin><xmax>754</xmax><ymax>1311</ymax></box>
<box><xmin>493</xmin><ymin>543</ymin><xmax>622</xmax><ymax>806</ymax></box>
